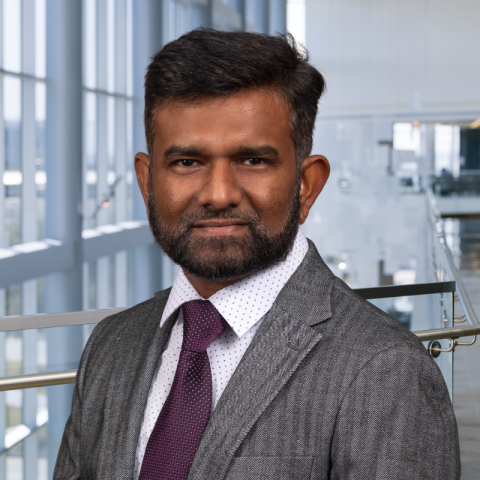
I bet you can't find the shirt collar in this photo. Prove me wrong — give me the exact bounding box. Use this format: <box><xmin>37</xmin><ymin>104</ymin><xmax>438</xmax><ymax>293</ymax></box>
<box><xmin>160</xmin><ymin>229</ymin><xmax>309</xmax><ymax>338</ymax></box>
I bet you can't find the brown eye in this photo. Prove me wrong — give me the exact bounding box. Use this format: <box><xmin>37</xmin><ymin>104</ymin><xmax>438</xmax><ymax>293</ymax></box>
<box><xmin>180</xmin><ymin>159</ymin><xmax>195</xmax><ymax>167</ymax></box>
<box><xmin>246</xmin><ymin>158</ymin><xmax>263</xmax><ymax>165</ymax></box>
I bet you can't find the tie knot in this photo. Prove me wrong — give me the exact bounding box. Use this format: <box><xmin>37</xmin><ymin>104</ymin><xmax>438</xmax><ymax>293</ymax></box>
<box><xmin>182</xmin><ymin>300</ymin><xmax>227</xmax><ymax>352</ymax></box>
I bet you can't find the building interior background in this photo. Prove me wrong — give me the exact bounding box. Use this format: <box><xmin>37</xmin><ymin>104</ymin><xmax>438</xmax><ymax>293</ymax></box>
<box><xmin>0</xmin><ymin>0</ymin><xmax>479</xmax><ymax>478</ymax></box>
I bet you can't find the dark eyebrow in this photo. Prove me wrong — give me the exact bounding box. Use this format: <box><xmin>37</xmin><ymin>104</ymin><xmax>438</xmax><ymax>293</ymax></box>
<box><xmin>163</xmin><ymin>143</ymin><xmax>279</xmax><ymax>159</ymax></box>
<box><xmin>230</xmin><ymin>144</ymin><xmax>279</xmax><ymax>157</ymax></box>
<box><xmin>163</xmin><ymin>145</ymin><xmax>207</xmax><ymax>159</ymax></box>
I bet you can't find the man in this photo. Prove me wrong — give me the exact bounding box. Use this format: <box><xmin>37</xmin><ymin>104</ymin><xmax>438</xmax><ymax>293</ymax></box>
<box><xmin>55</xmin><ymin>29</ymin><xmax>460</xmax><ymax>479</ymax></box>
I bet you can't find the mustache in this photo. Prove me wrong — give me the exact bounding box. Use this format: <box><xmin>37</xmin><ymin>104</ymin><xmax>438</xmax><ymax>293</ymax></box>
<box><xmin>176</xmin><ymin>208</ymin><xmax>261</xmax><ymax>228</ymax></box>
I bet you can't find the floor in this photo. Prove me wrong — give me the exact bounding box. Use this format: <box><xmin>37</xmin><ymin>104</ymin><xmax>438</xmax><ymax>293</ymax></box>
<box><xmin>451</xmin><ymin>219</ymin><xmax>480</xmax><ymax>478</ymax></box>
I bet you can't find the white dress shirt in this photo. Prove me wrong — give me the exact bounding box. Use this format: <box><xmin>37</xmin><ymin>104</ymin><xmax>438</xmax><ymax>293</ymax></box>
<box><xmin>134</xmin><ymin>229</ymin><xmax>309</xmax><ymax>478</ymax></box>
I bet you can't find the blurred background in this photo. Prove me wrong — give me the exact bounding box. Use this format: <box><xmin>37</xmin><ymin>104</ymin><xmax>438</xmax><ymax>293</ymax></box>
<box><xmin>0</xmin><ymin>0</ymin><xmax>479</xmax><ymax>478</ymax></box>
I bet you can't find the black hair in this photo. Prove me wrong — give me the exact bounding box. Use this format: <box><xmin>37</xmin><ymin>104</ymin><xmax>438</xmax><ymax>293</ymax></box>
<box><xmin>144</xmin><ymin>28</ymin><xmax>326</xmax><ymax>164</ymax></box>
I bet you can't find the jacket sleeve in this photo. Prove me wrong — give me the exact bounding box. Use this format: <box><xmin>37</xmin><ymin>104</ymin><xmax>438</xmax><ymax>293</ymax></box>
<box><xmin>53</xmin><ymin>324</ymin><xmax>104</xmax><ymax>480</ymax></box>
<box><xmin>330</xmin><ymin>342</ymin><xmax>461</xmax><ymax>479</ymax></box>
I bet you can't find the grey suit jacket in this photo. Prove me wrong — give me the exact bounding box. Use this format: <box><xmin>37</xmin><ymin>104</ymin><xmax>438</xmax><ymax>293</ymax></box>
<box><xmin>54</xmin><ymin>241</ymin><xmax>460</xmax><ymax>479</ymax></box>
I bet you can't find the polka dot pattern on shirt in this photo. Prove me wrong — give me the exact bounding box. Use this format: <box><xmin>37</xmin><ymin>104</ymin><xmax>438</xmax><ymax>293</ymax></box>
<box><xmin>133</xmin><ymin>229</ymin><xmax>309</xmax><ymax>479</ymax></box>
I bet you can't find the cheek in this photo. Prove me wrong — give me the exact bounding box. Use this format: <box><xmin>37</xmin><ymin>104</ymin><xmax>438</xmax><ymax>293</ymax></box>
<box><xmin>152</xmin><ymin>177</ymin><xmax>195</xmax><ymax>224</ymax></box>
<box><xmin>244</xmin><ymin>179</ymin><xmax>296</xmax><ymax>229</ymax></box>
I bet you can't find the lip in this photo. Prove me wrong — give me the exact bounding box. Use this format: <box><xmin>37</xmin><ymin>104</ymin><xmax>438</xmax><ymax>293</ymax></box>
<box><xmin>192</xmin><ymin>220</ymin><xmax>249</xmax><ymax>235</ymax></box>
<box><xmin>193</xmin><ymin>220</ymin><xmax>248</xmax><ymax>228</ymax></box>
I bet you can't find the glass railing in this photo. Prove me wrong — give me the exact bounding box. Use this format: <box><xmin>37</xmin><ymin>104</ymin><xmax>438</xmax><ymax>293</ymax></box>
<box><xmin>356</xmin><ymin>282</ymin><xmax>455</xmax><ymax>397</ymax></box>
<box><xmin>429</xmin><ymin>171</ymin><xmax>480</xmax><ymax>197</ymax></box>
<box><xmin>0</xmin><ymin>187</ymin><xmax>478</xmax><ymax>476</ymax></box>
<box><xmin>1</xmin><ymin>280</ymin><xmax>479</xmax><ymax>477</ymax></box>
<box><xmin>426</xmin><ymin>188</ymin><xmax>479</xmax><ymax>328</ymax></box>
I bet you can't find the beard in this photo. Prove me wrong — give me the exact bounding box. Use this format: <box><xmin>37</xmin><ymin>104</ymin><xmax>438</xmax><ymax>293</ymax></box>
<box><xmin>147</xmin><ymin>180</ymin><xmax>301</xmax><ymax>282</ymax></box>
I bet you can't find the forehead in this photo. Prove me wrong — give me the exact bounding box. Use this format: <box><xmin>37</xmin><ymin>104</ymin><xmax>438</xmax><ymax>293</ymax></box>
<box><xmin>152</xmin><ymin>89</ymin><xmax>294</xmax><ymax>155</ymax></box>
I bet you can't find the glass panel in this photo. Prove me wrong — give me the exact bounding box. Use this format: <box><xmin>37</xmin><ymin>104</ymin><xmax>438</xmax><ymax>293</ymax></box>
<box><xmin>3</xmin><ymin>0</ymin><xmax>21</xmax><ymax>73</ymax></box>
<box><xmin>125</xmin><ymin>0</ymin><xmax>133</xmax><ymax>97</ymax></box>
<box><xmin>430</xmin><ymin>171</ymin><xmax>480</xmax><ymax>197</ymax></box>
<box><xmin>84</xmin><ymin>0</ymin><xmax>97</xmax><ymax>89</ymax></box>
<box><xmin>166</xmin><ymin>0</ymin><xmax>176</xmax><ymax>43</ymax></box>
<box><xmin>106</xmin><ymin>96</ymin><xmax>115</xmax><ymax>224</ymax></box>
<box><xmin>3</xmin><ymin>76</ymin><xmax>22</xmax><ymax>247</ymax></box>
<box><xmin>368</xmin><ymin>292</ymin><xmax>453</xmax><ymax>331</ymax></box>
<box><xmin>37</xmin><ymin>277</ymin><xmax>45</xmax><ymax>314</ymax></box>
<box><xmin>35</xmin><ymin>82</ymin><xmax>46</xmax><ymax>240</ymax></box>
<box><xmin>287</xmin><ymin>0</ymin><xmax>306</xmax><ymax>45</ymax></box>
<box><xmin>35</xmin><ymin>0</ymin><xmax>46</xmax><ymax>78</ymax></box>
<box><xmin>109</xmin><ymin>255</ymin><xmax>115</xmax><ymax>308</ymax></box>
<box><xmin>164</xmin><ymin>0</ymin><xmax>190</xmax><ymax>42</ymax></box>
<box><xmin>5</xmin><ymin>331</ymin><xmax>23</xmax><ymax>444</ymax></box>
<box><xmin>126</xmin><ymin>100</ymin><xmax>133</xmax><ymax>221</ymax></box>
<box><xmin>434</xmin><ymin>124</ymin><xmax>460</xmax><ymax>175</ymax></box>
<box><xmin>107</xmin><ymin>0</ymin><xmax>115</xmax><ymax>93</ymax></box>
<box><xmin>88</xmin><ymin>260</ymin><xmax>97</xmax><ymax>310</ymax></box>
<box><xmin>223</xmin><ymin>0</ymin><xmax>242</xmax><ymax>14</ymax></box>
<box><xmin>0</xmin><ymin>396</ymin><xmax>65</xmax><ymax>479</ymax></box>
<box><xmin>5</xmin><ymin>284</ymin><xmax>21</xmax><ymax>317</ymax></box>
<box><xmin>176</xmin><ymin>3</ymin><xmax>188</xmax><ymax>38</ymax></box>
<box><xmin>368</xmin><ymin>292</ymin><xmax>454</xmax><ymax>398</ymax></box>
<box><xmin>5</xmin><ymin>442</ymin><xmax>24</xmax><ymax>479</ymax></box>
<box><xmin>84</xmin><ymin>92</ymin><xmax>97</xmax><ymax>229</ymax></box>
<box><xmin>0</xmin><ymin>322</ymin><xmax>98</xmax><ymax>478</ymax></box>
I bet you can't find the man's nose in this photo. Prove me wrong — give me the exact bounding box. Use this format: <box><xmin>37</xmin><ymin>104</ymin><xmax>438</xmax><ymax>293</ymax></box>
<box><xmin>196</xmin><ymin>161</ymin><xmax>242</xmax><ymax>210</ymax></box>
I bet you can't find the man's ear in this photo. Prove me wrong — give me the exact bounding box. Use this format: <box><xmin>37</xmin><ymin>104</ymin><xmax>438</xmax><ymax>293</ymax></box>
<box><xmin>299</xmin><ymin>155</ymin><xmax>330</xmax><ymax>224</ymax></box>
<box><xmin>135</xmin><ymin>152</ymin><xmax>151</xmax><ymax>214</ymax></box>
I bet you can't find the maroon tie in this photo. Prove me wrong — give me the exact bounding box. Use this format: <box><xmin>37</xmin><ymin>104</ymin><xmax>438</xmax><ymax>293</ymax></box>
<box><xmin>139</xmin><ymin>300</ymin><xmax>228</xmax><ymax>480</ymax></box>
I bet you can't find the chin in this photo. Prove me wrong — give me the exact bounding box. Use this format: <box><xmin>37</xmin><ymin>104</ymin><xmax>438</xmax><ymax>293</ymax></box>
<box><xmin>177</xmin><ymin>239</ymin><xmax>258</xmax><ymax>281</ymax></box>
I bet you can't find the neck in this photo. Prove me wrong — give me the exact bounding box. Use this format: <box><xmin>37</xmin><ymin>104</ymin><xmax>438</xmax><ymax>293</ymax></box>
<box><xmin>185</xmin><ymin>272</ymin><xmax>246</xmax><ymax>299</ymax></box>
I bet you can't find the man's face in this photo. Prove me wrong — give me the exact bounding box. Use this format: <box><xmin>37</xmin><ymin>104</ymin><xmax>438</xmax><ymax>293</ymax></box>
<box><xmin>136</xmin><ymin>90</ymin><xmax>327</xmax><ymax>282</ymax></box>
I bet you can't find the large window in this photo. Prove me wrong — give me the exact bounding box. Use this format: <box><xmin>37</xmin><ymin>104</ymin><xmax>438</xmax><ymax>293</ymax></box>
<box><xmin>82</xmin><ymin>0</ymin><xmax>135</xmax><ymax>311</ymax></box>
<box><xmin>83</xmin><ymin>0</ymin><xmax>134</xmax><ymax>231</ymax></box>
<box><xmin>0</xmin><ymin>2</ymin><xmax>287</xmax><ymax>476</ymax></box>
<box><xmin>2</xmin><ymin>0</ymin><xmax>46</xmax><ymax>249</ymax></box>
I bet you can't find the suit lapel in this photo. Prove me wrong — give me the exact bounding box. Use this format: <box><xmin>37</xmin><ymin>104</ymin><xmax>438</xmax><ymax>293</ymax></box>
<box><xmin>188</xmin><ymin>242</ymin><xmax>335</xmax><ymax>480</ymax></box>
<box><xmin>106</xmin><ymin>289</ymin><xmax>180</xmax><ymax>478</ymax></box>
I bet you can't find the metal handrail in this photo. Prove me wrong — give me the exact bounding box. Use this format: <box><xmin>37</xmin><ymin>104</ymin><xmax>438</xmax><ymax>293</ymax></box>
<box><xmin>0</xmin><ymin>370</ymin><xmax>77</xmax><ymax>391</ymax></box>
<box><xmin>0</xmin><ymin>281</ymin><xmax>457</xmax><ymax>332</ymax></box>
<box><xmin>1</xmin><ymin>323</ymin><xmax>479</xmax><ymax>391</ymax></box>
<box><xmin>414</xmin><ymin>324</ymin><xmax>480</xmax><ymax>341</ymax></box>
<box><xmin>0</xmin><ymin>307</ymin><xmax>128</xmax><ymax>332</ymax></box>
<box><xmin>0</xmin><ymin>276</ymin><xmax>471</xmax><ymax>392</ymax></box>
<box><xmin>443</xmin><ymin>244</ymin><xmax>479</xmax><ymax>325</ymax></box>
<box><xmin>354</xmin><ymin>281</ymin><xmax>455</xmax><ymax>299</ymax></box>
<box><xmin>0</xmin><ymin>191</ymin><xmax>477</xmax><ymax>393</ymax></box>
<box><xmin>427</xmin><ymin>188</ymin><xmax>480</xmax><ymax>326</ymax></box>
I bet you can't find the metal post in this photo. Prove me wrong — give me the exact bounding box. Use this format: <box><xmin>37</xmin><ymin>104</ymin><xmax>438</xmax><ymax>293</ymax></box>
<box><xmin>0</xmin><ymin>306</ymin><xmax>5</xmax><ymax>476</ymax></box>
<box><xmin>45</xmin><ymin>1</ymin><xmax>83</xmax><ymax>476</ymax></box>
<box><xmin>0</xmin><ymin>1</ymin><xmax>5</xmax><ymax>473</ymax></box>
<box><xmin>22</xmin><ymin>0</ymin><xmax>39</xmax><ymax>476</ymax></box>
<box><xmin>0</xmin><ymin>19</ymin><xmax>5</xmax><ymax>468</ymax></box>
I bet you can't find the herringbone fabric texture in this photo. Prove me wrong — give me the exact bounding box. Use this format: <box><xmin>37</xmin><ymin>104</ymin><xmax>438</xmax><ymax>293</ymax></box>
<box><xmin>139</xmin><ymin>300</ymin><xmax>227</xmax><ymax>480</ymax></box>
<box><xmin>53</xmin><ymin>242</ymin><xmax>460</xmax><ymax>479</ymax></box>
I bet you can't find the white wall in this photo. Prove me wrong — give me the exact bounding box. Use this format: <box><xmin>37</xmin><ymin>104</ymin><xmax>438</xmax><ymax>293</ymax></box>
<box><xmin>299</xmin><ymin>0</ymin><xmax>480</xmax><ymax>286</ymax></box>
<box><xmin>306</xmin><ymin>0</ymin><xmax>480</xmax><ymax>119</ymax></box>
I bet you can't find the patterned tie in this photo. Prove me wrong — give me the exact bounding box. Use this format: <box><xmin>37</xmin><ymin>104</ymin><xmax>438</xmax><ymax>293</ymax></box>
<box><xmin>139</xmin><ymin>300</ymin><xmax>228</xmax><ymax>480</ymax></box>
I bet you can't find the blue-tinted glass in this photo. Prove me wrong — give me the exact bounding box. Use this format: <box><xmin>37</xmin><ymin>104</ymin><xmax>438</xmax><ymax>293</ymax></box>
<box><xmin>84</xmin><ymin>0</ymin><xmax>97</xmax><ymax>89</ymax></box>
<box><xmin>3</xmin><ymin>76</ymin><xmax>22</xmax><ymax>247</ymax></box>
<box><xmin>35</xmin><ymin>0</ymin><xmax>46</xmax><ymax>78</ymax></box>
<box><xmin>3</xmin><ymin>0</ymin><xmax>21</xmax><ymax>73</ymax></box>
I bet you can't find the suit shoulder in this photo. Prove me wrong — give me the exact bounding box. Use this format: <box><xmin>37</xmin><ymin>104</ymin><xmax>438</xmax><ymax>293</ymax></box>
<box><xmin>86</xmin><ymin>287</ymin><xmax>171</xmax><ymax>348</ymax></box>
<box><xmin>328</xmin><ymin>276</ymin><xmax>428</xmax><ymax>357</ymax></box>
<box><xmin>76</xmin><ymin>287</ymin><xmax>171</xmax><ymax>390</ymax></box>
